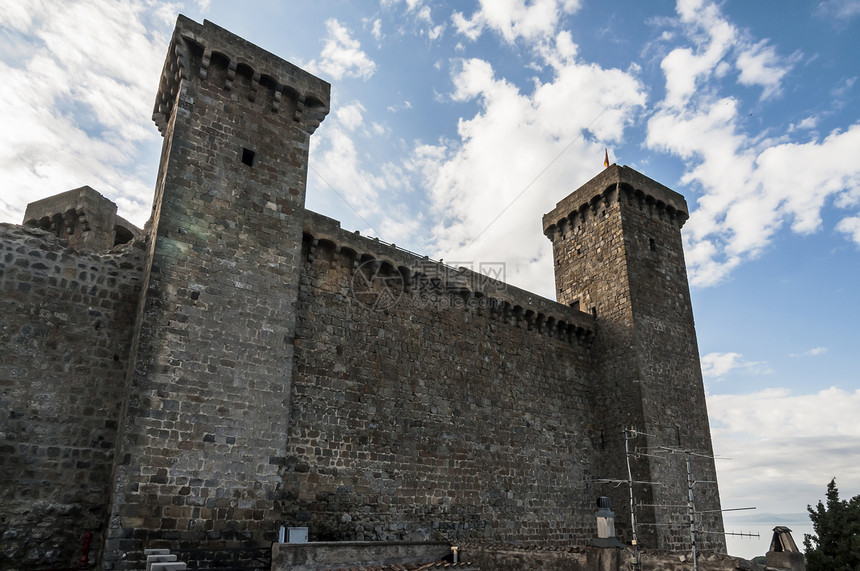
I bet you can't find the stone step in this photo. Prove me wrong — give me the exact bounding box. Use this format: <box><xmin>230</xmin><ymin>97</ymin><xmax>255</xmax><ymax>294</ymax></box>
<box><xmin>146</xmin><ymin>553</ymin><xmax>178</xmax><ymax>571</ymax></box>
<box><xmin>149</xmin><ymin>562</ymin><xmax>187</xmax><ymax>571</ymax></box>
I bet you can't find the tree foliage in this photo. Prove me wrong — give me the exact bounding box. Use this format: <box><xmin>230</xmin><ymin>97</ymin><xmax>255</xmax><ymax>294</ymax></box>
<box><xmin>803</xmin><ymin>478</ymin><xmax>860</xmax><ymax>571</ymax></box>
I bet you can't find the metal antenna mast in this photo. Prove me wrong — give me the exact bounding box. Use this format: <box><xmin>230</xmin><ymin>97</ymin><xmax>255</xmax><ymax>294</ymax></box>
<box><xmin>598</xmin><ymin>430</ymin><xmax>758</xmax><ymax>570</ymax></box>
<box><xmin>685</xmin><ymin>450</ymin><xmax>699</xmax><ymax>571</ymax></box>
<box><xmin>624</xmin><ymin>428</ymin><xmax>640</xmax><ymax>570</ymax></box>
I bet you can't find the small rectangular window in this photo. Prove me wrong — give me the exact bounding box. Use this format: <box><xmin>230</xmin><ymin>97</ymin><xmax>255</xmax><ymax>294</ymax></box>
<box><xmin>241</xmin><ymin>148</ymin><xmax>255</xmax><ymax>166</ymax></box>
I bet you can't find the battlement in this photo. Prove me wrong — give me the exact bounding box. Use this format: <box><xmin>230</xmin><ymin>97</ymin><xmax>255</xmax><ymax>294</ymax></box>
<box><xmin>23</xmin><ymin>186</ymin><xmax>142</xmax><ymax>253</ymax></box>
<box><xmin>542</xmin><ymin>164</ymin><xmax>689</xmax><ymax>241</ymax></box>
<box><xmin>303</xmin><ymin>211</ymin><xmax>596</xmax><ymax>345</ymax></box>
<box><xmin>153</xmin><ymin>15</ymin><xmax>330</xmax><ymax>136</ymax></box>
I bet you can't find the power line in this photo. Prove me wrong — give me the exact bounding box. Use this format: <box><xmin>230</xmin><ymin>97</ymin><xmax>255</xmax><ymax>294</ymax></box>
<box><xmin>309</xmin><ymin>163</ymin><xmax>382</xmax><ymax>239</ymax></box>
<box><xmin>466</xmin><ymin>108</ymin><xmax>608</xmax><ymax>247</ymax></box>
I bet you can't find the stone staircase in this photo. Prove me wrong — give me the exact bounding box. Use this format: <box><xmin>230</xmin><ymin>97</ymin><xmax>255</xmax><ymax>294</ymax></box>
<box><xmin>143</xmin><ymin>548</ymin><xmax>186</xmax><ymax>571</ymax></box>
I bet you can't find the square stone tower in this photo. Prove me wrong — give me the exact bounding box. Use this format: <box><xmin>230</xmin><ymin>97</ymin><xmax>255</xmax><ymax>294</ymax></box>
<box><xmin>543</xmin><ymin>165</ymin><xmax>726</xmax><ymax>552</ymax></box>
<box><xmin>103</xmin><ymin>16</ymin><xmax>329</xmax><ymax>568</ymax></box>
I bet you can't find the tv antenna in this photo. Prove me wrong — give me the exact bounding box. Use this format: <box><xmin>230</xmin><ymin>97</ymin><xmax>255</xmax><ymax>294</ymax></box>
<box><xmin>595</xmin><ymin>428</ymin><xmax>758</xmax><ymax>571</ymax></box>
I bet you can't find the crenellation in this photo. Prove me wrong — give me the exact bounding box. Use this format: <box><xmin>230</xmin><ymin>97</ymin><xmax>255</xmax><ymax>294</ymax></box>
<box><xmin>302</xmin><ymin>212</ymin><xmax>595</xmax><ymax>346</ymax></box>
<box><xmin>0</xmin><ymin>223</ymin><xmax>146</xmax><ymax>569</ymax></box>
<box><xmin>154</xmin><ymin>17</ymin><xmax>329</xmax><ymax>138</ymax></box>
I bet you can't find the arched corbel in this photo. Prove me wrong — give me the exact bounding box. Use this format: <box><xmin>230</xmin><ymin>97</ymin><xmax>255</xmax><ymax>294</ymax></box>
<box><xmin>545</xmin><ymin>316</ymin><xmax>556</xmax><ymax>337</ymax></box>
<box><xmin>535</xmin><ymin>313</ymin><xmax>546</xmax><ymax>334</ymax></box>
<box><xmin>249</xmin><ymin>71</ymin><xmax>261</xmax><ymax>102</ymax></box>
<box><xmin>272</xmin><ymin>85</ymin><xmax>283</xmax><ymax>112</ymax></box>
<box><xmin>199</xmin><ymin>47</ymin><xmax>212</xmax><ymax>79</ymax></box>
<box><xmin>294</xmin><ymin>94</ymin><xmax>305</xmax><ymax>123</ymax></box>
<box><xmin>225</xmin><ymin>60</ymin><xmax>237</xmax><ymax>91</ymax></box>
<box><xmin>523</xmin><ymin>309</ymin><xmax>536</xmax><ymax>331</ymax></box>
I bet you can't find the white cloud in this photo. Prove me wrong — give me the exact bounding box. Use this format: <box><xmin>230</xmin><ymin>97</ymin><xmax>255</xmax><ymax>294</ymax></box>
<box><xmin>452</xmin><ymin>0</ymin><xmax>582</xmax><ymax>44</ymax></box>
<box><xmin>789</xmin><ymin>116</ymin><xmax>818</xmax><ymax>132</ymax></box>
<box><xmin>416</xmin><ymin>6</ymin><xmax>432</xmax><ymax>23</ymax></box>
<box><xmin>304</xmin><ymin>19</ymin><xmax>376</xmax><ymax>81</ymax></box>
<box><xmin>789</xmin><ymin>347</ymin><xmax>828</xmax><ymax>358</ymax></box>
<box><xmin>660</xmin><ymin>0</ymin><xmax>737</xmax><ymax>109</ymax></box>
<box><xmin>647</xmin><ymin>0</ymin><xmax>860</xmax><ymax>287</ymax></box>
<box><xmin>382</xmin><ymin>0</ymin><xmax>445</xmax><ymax>42</ymax></box>
<box><xmin>386</xmin><ymin>100</ymin><xmax>413</xmax><ymax>113</ymax></box>
<box><xmin>816</xmin><ymin>0</ymin><xmax>860</xmax><ymax>21</ymax></box>
<box><xmin>307</xmin><ymin>105</ymin><xmax>430</xmax><ymax>251</ymax></box>
<box><xmin>0</xmin><ymin>0</ymin><xmax>171</xmax><ymax>227</ymax></box>
<box><xmin>335</xmin><ymin>101</ymin><xmax>366</xmax><ymax>132</ymax></box>
<box><xmin>407</xmin><ymin>39</ymin><xmax>645</xmax><ymax>295</ymax></box>
<box><xmin>735</xmin><ymin>40</ymin><xmax>791</xmax><ymax>100</ymax></box>
<box><xmin>312</xmin><ymin>125</ymin><xmax>385</xmax><ymax>218</ymax></box>
<box><xmin>427</xmin><ymin>24</ymin><xmax>445</xmax><ymax>41</ymax></box>
<box><xmin>708</xmin><ymin>387</ymin><xmax>860</xmax><ymax>518</ymax></box>
<box><xmin>836</xmin><ymin>215</ymin><xmax>860</xmax><ymax>245</ymax></box>
<box><xmin>701</xmin><ymin>352</ymin><xmax>772</xmax><ymax>378</ymax></box>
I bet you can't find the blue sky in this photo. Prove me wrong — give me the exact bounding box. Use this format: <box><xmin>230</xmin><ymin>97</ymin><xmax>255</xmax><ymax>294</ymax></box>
<box><xmin>2</xmin><ymin>0</ymin><xmax>859</xmax><ymax>560</ymax></box>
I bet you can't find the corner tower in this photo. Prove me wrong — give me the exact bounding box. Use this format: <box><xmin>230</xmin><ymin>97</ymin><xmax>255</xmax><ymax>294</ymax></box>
<box><xmin>104</xmin><ymin>16</ymin><xmax>329</xmax><ymax>568</ymax></box>
<box><xmin>543</xmin><ymin>165</ymin><xmax>725</xmax><ymax>552</ymax></box>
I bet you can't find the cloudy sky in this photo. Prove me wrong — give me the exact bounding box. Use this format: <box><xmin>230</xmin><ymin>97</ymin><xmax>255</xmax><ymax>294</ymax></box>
<box><xmin>2</xmin><ymin>0</ymin><xmax>859</xmax><ymax>559</ymax></box>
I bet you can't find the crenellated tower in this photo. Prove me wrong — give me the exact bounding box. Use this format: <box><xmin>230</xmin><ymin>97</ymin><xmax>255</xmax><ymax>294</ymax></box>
<box><xmin>543</xmin><ymin>165</ymin><xmax>726</xmax><ymax>552</ymax></box>
<box><xmin>104</xmin><ymin>16</ymin><xmax>329</xmax><ymax>568</ymax></box>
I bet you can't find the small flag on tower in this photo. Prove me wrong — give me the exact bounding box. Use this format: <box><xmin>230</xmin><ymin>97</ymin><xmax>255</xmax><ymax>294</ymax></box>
<box><xmin>604</xmin><ymin>149</ymin><xmax>610</xmax><ymax>168</ymax></box>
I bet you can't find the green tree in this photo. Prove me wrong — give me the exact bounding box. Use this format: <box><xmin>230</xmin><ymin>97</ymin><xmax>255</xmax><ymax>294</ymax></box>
<box><xmin>803</xmin><ymin>478</ymin><xmax>860</xmax><ymax>571</ymax></box>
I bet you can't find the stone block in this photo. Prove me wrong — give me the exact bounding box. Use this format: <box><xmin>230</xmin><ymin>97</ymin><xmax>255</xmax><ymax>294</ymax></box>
<box><xmin>147</xmin><ymin>553</ymin><xmax>177</xmax><ymax>571</ymax></box>
<box><xmin>149</xmin><ymin>563</ymin><xmax>186</xmax><ymax>571</ymax></box>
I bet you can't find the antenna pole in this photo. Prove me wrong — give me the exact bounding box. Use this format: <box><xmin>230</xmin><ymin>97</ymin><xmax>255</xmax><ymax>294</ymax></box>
<box><xmin>686</xmin><ymin>450</ymin><xmax>698</xmax><ymax>571</ymax></box>
<box><xmin>624</xmin><ymin>428</ymin><xmax>641</xmax><ymax>569</ymax></box>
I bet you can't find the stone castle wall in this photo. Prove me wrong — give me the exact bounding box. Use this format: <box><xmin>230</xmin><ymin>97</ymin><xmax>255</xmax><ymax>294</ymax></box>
<box><xmin>282</xmin><ymin>212</ymin><xmax>599</xmax><ymax>544</ymax></box>
<box><xmin>0</xmin><ymin>224</ymin><xmax>145</xmax><ymax>568</ymax></box>
<box><xmin>0</xmin><ymin>15</ymin><xmax>725</xmax><ymax>570</ymax></box>
<box><xmin>543</xmin><ymin>167</ymin><xmax>724</xmax><ymax>551</ymax></box>
<box><xmin>101</xmin><ymin>16</ymin><xmax>332</xmax><ymax>570</ymax></box>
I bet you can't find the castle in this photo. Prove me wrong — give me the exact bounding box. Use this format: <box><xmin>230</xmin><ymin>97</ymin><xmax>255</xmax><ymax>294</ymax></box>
<box><xmin>0</xmin><ymin>16</ymin><xmax>725</xmax><ymax>570</ymax></box>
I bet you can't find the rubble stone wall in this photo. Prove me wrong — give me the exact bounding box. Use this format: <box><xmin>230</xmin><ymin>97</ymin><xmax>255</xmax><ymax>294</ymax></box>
<box><xmin>0</xmin><ymin>225</ymin><xmax>144</xmax><ymax>569</ymax></box>
<box><xmin>101</xmin><ymin>16</ymin><xmax>331</xmax><ymax>570</ymax></box>
<box><xmin>283</xmin><ymin>222</ymin><xmax>600</xmax><ymax>545</ymax></box>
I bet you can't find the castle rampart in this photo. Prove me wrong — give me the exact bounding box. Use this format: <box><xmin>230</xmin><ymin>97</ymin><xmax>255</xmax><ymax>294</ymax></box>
<box><xmin>0</xmin><ymin>224</ymin><xmax>145</xmax><ymax>568</ymax></box>
<box><xmin>302</xmin><ymin>210</ymin><xmax>596</xmax><ymax>344</ymax></box>
<box><xmin>23</xmin><ymin>186</ymin><xmax>143</xmax><ymax>254</ymax></box>
<box><xmin>286</xmin><ymin>226</ymin><xmax>600</xmax><ymax>545</ymax></box>
<box><xmin>152</xmin><ymin>16</ymin><xmax>329</xmax><ymax>139</ymax></box>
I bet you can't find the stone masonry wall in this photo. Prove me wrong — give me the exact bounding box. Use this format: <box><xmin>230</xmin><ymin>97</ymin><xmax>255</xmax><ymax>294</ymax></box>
<box><xmin>0</xmin><ymin>224</ymin><xmax>144</xmax><ymax>569</ymax></box>
<box><xmin>618</xmin><ymin>187</ymin><xmax>725</xmax><ymax>550</ymax></box>
<box><xmin>543</xmin><ymin>166</ymin><xmax>725</xmax><ymax>552</ymax></box>
<box><xmin>103</xmin><ymin>17</ymin><xmax>330</xmax><ymax>569</ymax></box>
<box><xmin>544</xmin><ymin>179</ymin><xmax>654</xmax><ymax>546</ymax></box>
<box><xmin>282</xmin><ymin>215</ymin><xmax>601</xmax><ymax>545</ymax></box>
